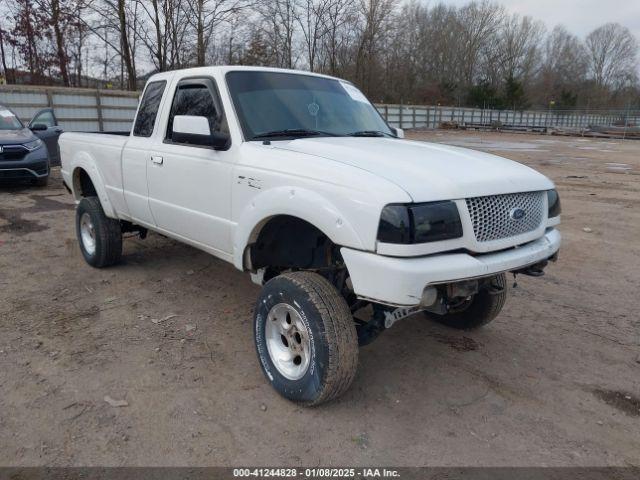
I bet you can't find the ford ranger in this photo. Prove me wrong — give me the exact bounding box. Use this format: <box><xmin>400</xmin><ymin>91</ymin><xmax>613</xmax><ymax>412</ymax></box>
<box><xmin>60</xmin><ymin>66</ymin><xmax>561</xmax><ymax>405</ymax></box>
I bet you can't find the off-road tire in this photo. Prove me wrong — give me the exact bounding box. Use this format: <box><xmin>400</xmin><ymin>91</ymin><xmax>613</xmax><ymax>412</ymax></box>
<box><xmin>425</xmin><ymin>273</ymin><xmax>508</xmax><ymax>329</ymax></box>
<box><xmin>76</xmin><ymin>196</ymin><xmax>122</xmax><ymax>268</ymax></box>
<box><xmin>254</xmin><ymin>271</ymin><xmax>359</xmax><ymax>406</ymax></box>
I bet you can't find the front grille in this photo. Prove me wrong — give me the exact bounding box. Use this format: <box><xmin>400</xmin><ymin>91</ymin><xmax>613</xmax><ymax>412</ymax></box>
<box><xmin>0</xmin><ymin>145</ymin><xmax>28</xmax><ymax>161</ymax></box>
<box><xmin>466</xmin><ymin>191</ymin><xmax>545</xmax><ymax>242</ymax></box>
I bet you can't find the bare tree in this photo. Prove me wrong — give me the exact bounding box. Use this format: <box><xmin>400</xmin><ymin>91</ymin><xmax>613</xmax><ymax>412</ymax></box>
<box><xmin>50</xmin><ymin>0</ymin><xmax>70</xmax><ymax>84</ymax></box>
<box><xmin>30</xmin><ymin>0</ymin><xmax>86</xmax><ymax>86</ymax></box>
<box><xmin>456</xmin><ymin>0</ymin><xmax>504</xmax><ymax>87</ymax></box>
<box><xmin>387</xmin><ymin>2</ymin><xmax>462</xmax><ymax>103</ymax></box>
<box><xmin>0</xmin><ymin>16</ymin><xmax>11</xmax><ymax>83</ymax></box>
<box><xmin>258</xmin><ymin>0</ymin><xmax>297</xmax><ymax>69</ymax></box>
<box><xmin>2</xmin><ymin>0</ymin><xmax>639</xmax><ymax>108</ymax></box>
<box><xmin>81</xmin><ymin>0</ymin><xmax>138</xmax><ymax>89</ymax></box>
<box><xmin>69</xmin><ymin>14</ymin><xmax>89</xmax><ymax>85</ymax></box>
<box><xmin>585</xmin><ymin>22</ymin><xmax>639</xmax><ymax>90</ymax></box>
<box><xmin>185</xmin><ymin>0</ymin><xmax>249</xmax><ymax>66</ymax></box>
<box><xmin>8</xmin><ymin>0</ymin><xmax>61</xmax><ymax>83</ymax></box>
<box><xmin>420</xmin><ymin>3</ymin><xmax>460</xmax><ymax>88</ymax></box>
<box><xmin>165</xmin><ymin>0</ymin><xmax>193</xmax><ymax>68</ymax></box>
<box><xmin>133</xmin><ymin>0</ymin><xmax>194</xmax><ymax>71</ymax></box>
<box><xmin>494</xmin><ymin>14</ymin><xmax>544</xmax><ymax>84</ymax></box>
<box><xmin>537</xmin><ymin>25</ymin><xmax>588</xmax><ymax>104</ymax></box>
<box><xmin>119</xmin><ymin>0</ymin><xmax>138</xmax><ymax>88</ymax></box>
<box><xmin>319</xmin><ymin>0</ymin><xmax>355</xmax><ymax>75</ymax></box>
<box><xmin>295</xmin><ymin>0</ymin><xmax>355</xmax><ymax>72</ymax></box>
<box><xmin>354</xmin><ymin>0</ymin><xmax>397</xmax><ymax>96</ymax></box>
<box><xmin>544</xmin><ymin>25</ymin><xmax>588</xmax><ymax>81</ymax></box>
<box><xmin>135</xmin><ymin>0</ymin><xmax>167</xmax><ymax>71</ymax></box>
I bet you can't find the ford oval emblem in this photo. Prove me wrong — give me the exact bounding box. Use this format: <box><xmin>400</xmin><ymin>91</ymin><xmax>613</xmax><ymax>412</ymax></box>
<box><xmin>510</xmin><ymin>207</ymin><xmax>526</xmax><ymax>220</ymax></box>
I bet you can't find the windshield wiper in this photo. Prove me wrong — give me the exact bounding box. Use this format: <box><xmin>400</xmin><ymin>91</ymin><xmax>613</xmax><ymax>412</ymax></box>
<box><xmin>252</xmin><ymin>128</ymin><xmax>338</xmax><ymax>140</ymax></box>
<box><xmin>347</xmin><ymin>130</ymin><xmax>394</xmax><ymax>137</ymax></box>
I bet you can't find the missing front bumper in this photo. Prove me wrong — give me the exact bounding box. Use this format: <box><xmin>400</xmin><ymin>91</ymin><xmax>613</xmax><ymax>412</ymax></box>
<box><xmin>341</xmin><ymin>228</ymin><xmax>561</xmax><ymax>307</ymax></box>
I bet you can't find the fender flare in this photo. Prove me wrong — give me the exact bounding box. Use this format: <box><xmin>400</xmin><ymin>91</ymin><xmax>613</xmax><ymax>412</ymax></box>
<box><xmin>233</xmin><ymin>186</ymin><xmax>365</xmax><ymax>270</ymax></box>
<box><xmin>69</xmin><ymin>152</ymin><xmax>117</xmax><ymax>218</ymax></box>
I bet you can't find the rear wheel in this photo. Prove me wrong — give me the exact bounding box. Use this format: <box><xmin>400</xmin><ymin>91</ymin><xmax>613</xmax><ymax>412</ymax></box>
<box><xmin>425</xmin><ymin>273</ymin><xmax>508</xmax><ymax>329</ymax></box>
<box><xmin>76</xmin><ymin>196</ymin><xmax>122</xmax><ymax>268</ymax></box>
<box><xmin>254</xmin><ymin>271</ymin><xmax>359</xmax><ymax>406</ymax></box>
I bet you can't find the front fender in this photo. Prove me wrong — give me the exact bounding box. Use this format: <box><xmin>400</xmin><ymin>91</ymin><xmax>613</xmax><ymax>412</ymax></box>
<box><xmin>68</xmin><ymin>151</ymin><xmax>117</xmax><ymax>218</ymax></box>
<box><xmin>233</xmin><ymin>186</ymin><xmax>365</xmax><ymax>270</ymax></box>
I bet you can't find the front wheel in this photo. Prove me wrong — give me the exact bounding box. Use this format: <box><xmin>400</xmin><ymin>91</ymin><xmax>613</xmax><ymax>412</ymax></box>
<box><xmin>254</xmin><ymin>272</ymin><xmax>359</xmax><ymax>406</ymax></box>
<box><xmin>76</xmin><ymin>196</ymin><xmax>122</xmax><ymax>268</ymax></box>
<box><xmin>425</xmin><ymin>273</ymin><xmax>508</xmax><ymax>329</ymax></box>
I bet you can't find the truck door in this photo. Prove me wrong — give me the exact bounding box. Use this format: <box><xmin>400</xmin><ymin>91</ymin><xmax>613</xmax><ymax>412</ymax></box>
<box><xmin>146</xmin><ymin>77</ymin><xmax>234</xmax><ymax>256</ymax></box>
<box><xmin>122</xmin><ymin>80</ymin><xmax>166</xmax><ymax>227</ymax></box>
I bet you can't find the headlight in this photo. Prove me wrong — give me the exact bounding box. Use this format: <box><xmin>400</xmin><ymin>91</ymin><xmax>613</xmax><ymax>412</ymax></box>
<box><xmin>547</xmin><ymin>189</ymin><xmax>561</xmax><ymax>218</ymax></box>
<box><xmin>23</xmin><ymin>139</ymin><xmax>44</xmax><ymax>151</ymax></box>
<box><xmin>378</xmin><ymin>201</ymin><xmax>463</xmax><ymax>244</ymax></box>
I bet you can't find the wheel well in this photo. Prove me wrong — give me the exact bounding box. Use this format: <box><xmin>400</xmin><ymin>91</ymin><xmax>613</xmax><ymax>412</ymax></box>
<box><xmin>73</xmin><ymin>168</ymin><xmax>97</xmax><ymax>198</ymax></box>
<box><xmin>248</xmin><ymin>216</ymin><xmax>340</xmax><ymax>274</ymax></box>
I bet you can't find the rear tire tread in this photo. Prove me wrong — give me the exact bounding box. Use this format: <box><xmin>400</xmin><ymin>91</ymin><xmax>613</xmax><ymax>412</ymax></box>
<box><xmin>76</xmin><ymin>196</ymin><xmax>122</xmax><ymax>268</ymax></box>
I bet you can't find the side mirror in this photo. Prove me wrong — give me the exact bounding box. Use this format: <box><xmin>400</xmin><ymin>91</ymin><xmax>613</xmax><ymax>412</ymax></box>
<box><xmin>30</xmin><ymin>123</ymin><xmax>48</xmax><ymax>131</ymax></box>
<box><xmin>392</xmin><ymin>127</ymin><xmax>404</xmax><ymax>139</ymax></box>
<box><xmin>172</xmin><ymin>115</ymin><xmax>230</xmax><ymax>150</ymax></box>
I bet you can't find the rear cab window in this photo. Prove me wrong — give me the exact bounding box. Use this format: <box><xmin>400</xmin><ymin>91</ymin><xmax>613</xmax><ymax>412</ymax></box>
<box><xmin>133</xmin><ymin>81</ymin><xmax>166</xmax><ymax>137</ymax></box>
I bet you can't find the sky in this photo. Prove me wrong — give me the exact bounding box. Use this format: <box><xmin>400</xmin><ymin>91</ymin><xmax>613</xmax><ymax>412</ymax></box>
<box><xmin>435</xmin><ymin>0</ymin><xmax>640</xmax><ymax>41</ymax></box>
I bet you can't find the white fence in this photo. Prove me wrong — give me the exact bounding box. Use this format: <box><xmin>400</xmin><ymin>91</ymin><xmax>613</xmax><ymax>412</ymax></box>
<box><xmin>376</xmin><ymin>104</ymin><xmax>640</xmax><ymax>130</ymax></box>
<box><xmin>0</xmin><ymin>85</ymin><xmax>139</xmax><ymax>132</ymax></box>
<box><xmin>1</xmin><ymin>84</ymin><xmax>637</xmax><ymax>133</ymax></box>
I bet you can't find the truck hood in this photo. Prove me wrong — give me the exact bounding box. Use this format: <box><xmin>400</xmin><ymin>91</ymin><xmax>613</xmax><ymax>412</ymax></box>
<box><xmin>273</xmin><ymin>137</ymin><xmax>553</xmax><ymax>201</ymax></box>
<box><xmin>0</xmin><ymin>128</ymin><xmax>36</xmax><ymax>146</ymax></box>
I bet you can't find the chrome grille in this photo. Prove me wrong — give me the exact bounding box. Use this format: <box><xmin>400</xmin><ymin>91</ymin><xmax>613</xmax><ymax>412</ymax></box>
<box><xmin>466</xmin><ymin>191</ymin><xmax>545</xmax><ymax>242</ymax></box>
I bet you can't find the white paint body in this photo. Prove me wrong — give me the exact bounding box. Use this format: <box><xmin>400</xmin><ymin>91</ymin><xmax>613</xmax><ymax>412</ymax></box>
<box><xmin>60</xmin><ymin>66</ymin><xmax>561</xmax><ymax>307</ymax></box>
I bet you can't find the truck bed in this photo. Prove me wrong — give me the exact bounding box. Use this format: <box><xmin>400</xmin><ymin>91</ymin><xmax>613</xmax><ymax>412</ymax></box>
<box><xmin>59</xmin><ymin>132</ymin><xmax>130</xmax><ymax>213</ymax></box>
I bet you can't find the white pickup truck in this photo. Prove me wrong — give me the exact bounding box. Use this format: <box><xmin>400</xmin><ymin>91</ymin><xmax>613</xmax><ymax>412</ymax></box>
<box><xmin>60</xmin><ymin>66</ymin><xmax>561</xmax><ymax>405</ymax></box>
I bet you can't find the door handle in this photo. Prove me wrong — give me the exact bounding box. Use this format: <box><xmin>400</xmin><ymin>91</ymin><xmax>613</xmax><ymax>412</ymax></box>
<box><xmin>151</xmin><ymin>155</ymin><xmax>163</xmax><ymax>165</ymax></box>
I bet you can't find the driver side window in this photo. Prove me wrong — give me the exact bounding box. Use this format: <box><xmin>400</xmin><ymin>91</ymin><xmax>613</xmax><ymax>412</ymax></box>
<box><xmin>166</xmin><ymin>80</ymin><xmax>229</xmax><ymax>144</ymax></box>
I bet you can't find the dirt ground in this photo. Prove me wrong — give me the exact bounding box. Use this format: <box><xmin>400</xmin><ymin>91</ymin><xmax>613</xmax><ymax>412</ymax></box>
<box><xmin>0</xmin><ymin>131</ymin><xmax>639</xmax><ymax>467</ymax></box>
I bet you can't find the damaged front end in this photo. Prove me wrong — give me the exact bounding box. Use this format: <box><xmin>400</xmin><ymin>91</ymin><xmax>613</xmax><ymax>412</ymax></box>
<box><xmin>356</xmin><ymin>252</ymin><xmax>558</xmax><ymax>346</ymax></box>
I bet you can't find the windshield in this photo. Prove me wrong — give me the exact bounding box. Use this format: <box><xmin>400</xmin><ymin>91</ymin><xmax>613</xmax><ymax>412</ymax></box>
<box><xmin>0</xmin><ymin>107</ymin><xmax>24</xmax><ymax>130</ymax></box>
<box><xmin>226</xmin><ymin>71</ymin><xmax>393</xmax><ymax>140</ymax></box>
